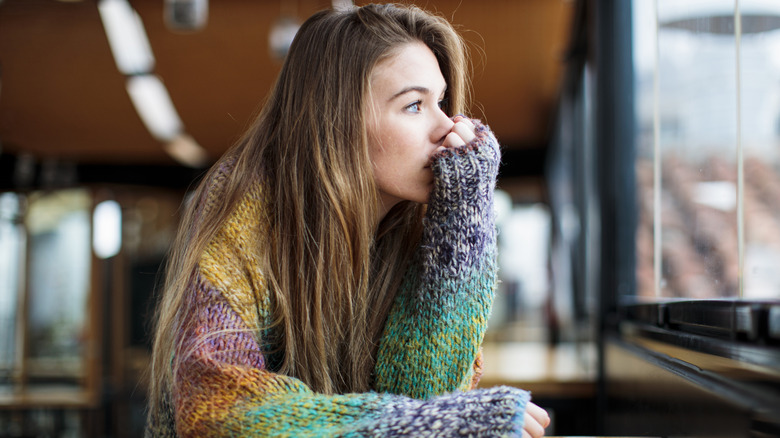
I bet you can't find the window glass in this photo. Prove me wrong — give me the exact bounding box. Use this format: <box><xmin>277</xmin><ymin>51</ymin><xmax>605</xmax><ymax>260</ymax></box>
<box><xmin>25</xmin><ymin>189</ymin><xmax>92</xmax><ymax>379</ymax></box>
<box><xmin>0</xmin><ymin>193</ymin><xmax>25</xmax><ymax>380</ymax></box>
<box><xmin>740</xmin><ymin>2</ymin><xmax>780</xmax><ymax>299</ymax></box>
<box><xmin>487</xmin><ymin>190</ymin><xmax>554</xmax><ymax>341</ymax></box>
<box><xmin>633</xmin><ymin>0</ymin><xmax>780</xmax><ymax>300</ymax></box>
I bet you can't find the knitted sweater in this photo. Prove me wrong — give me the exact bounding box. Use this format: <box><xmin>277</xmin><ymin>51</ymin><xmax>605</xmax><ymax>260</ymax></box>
<box><xmin>146</xmin><ymin>120</ymin><xmax>530</xmax><ymax>437</ymax></box>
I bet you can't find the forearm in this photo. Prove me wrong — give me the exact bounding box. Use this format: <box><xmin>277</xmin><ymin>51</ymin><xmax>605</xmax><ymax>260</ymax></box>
<box><xmin>175</xmin><ymin>366</ymin><xmax>529</xmax><ymax>438</ymax></box>
<box><xmin>420</xmin><ymin>122</ymin><xmax>500</xmax><ymax>287</ymax></box>
<box><xmin>374</xmin><ymin>260</ymin><xmax>496</xmax><ymax>398</ymax></box>
<box><xmin>374</xmin><ymin>121</ymin><xmax>500</xmax><ymax>398</ymax></box>
<box><xmin>164</xmin><ymin>273</ymin><xmax>527</xmax><ymax>438</ymax></box>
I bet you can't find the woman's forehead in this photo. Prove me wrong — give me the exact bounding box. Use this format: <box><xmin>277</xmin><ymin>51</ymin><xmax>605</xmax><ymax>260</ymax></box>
<box><xmin>369</xmin><ymin>42</ymin><xmax>446</xmax><ymax>99</ymax></box>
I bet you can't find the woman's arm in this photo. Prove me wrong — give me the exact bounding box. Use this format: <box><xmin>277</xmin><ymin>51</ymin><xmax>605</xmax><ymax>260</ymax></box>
<box><xmin>149</xmin><ymin>270</ymin><xmax>530</xmax><ymax>437</ymax></box>
<box><xmin>373</xmin><ymin>119</ymin><xmax>502</xmax><ymax>398</ymax></box>
<box><xmin>143</xmin><ymin>130</ymin><xmax>538</xmax><ymax>437</ymax></box>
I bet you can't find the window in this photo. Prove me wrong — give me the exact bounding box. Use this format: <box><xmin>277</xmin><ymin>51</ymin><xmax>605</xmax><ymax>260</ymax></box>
<box><xmin>0</xmin><ymin>189</ymin><xmax>98</xmax><ymax>406</ymax></box>
<box><xmin>625</xmin><ymin>0</ymin><xmax>780</xmax><ymax>371</ymax></box>
<box><xmin>0</xmin><ymin>193</ymin><xmax>25</xmax><ymax>379</ymax></box>
<box><xmin>634</xmin><ymin>0</ymin><xmax>780</xmax><ymax>301</ymax></box>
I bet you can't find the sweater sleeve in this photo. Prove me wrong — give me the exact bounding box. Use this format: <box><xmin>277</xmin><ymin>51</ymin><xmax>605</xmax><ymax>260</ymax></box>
<box><xmin>162</xmin><ymin>271</ymin><xmax>530</xmax><ymax>438</ymax></box>
<box><xmin>373</xmin><ymin>119</ymin><xmax>504</xmax><ymax>399</ymax></box>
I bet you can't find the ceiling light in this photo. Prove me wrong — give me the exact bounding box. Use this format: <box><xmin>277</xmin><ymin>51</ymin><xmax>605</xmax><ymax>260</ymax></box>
<box><xmin>98</xmin><ymin>0</ymin><xmax>155</xmax><ymax>74</ymax></box>
<box><xmin>269</xmin><ymin>16</ymin><xmax>300</xmax><ymax>60</ymax></box>
<box><xmin>164</xmin><ymin>133</ymin><xmax>209</xmax><ymax>168</ymax></box>
<box><xmin>165</xmin><ymin>0</ymin><xmax>209</xmax><ymax>31</ymax></box>
<box><xmin>332</xmin><ymin>0</ymin><xmax>353</xmax><ymax>11</ymax></box>
<box><xmin>660</xmin><ymin>0</ymin><xmax>780</xmax><ymax>35</ymax></box>
<box><xmin>93</xmin><ymin>200</ymin><xmax>122</xmax><ymax>259</ymax></box>
<box><xmin>126</xmin><ymin>74</ymin><xmax>183</xmax><ymax>142</ymax></box>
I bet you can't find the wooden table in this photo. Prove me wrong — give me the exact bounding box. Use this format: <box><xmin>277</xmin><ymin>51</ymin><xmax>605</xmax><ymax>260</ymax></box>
<box><xmin>479</xmin><ymin>342</ymin><xmax>597</xmax><ymax>398</ymax></box>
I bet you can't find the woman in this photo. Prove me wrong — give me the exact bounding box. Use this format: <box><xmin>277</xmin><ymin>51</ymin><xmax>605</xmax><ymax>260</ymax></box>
<box><xmin>146</xmin><ymin>3</ymin><xmax>549</xmax><ymax>437</ymax></box>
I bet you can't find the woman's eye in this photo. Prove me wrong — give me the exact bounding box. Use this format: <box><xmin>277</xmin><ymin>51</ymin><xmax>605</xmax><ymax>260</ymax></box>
<box><xmin>405</xmin><ymin>101</ymin><xmax>421</xmax><ymax>113</ymax></box>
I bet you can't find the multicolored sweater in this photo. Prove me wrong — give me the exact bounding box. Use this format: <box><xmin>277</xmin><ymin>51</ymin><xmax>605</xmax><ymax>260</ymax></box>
<box><xmin>146</xmin><ymin>120</ymin><xmax>531</xmax><ymax>437</ymax></box>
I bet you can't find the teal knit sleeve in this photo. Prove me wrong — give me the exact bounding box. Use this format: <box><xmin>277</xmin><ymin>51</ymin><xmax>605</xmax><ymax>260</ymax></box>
<box><xmin>373</xmin><ymin>119</ymin><xmax>503</xmax><ymax>399</ymax></box>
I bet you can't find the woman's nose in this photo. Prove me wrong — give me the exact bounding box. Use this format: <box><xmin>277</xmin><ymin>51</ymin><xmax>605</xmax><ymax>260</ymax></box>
<box><xmin>433</xmin><ymin>108</ymin><xmax>455</xmax><ymax>144</ymax></box>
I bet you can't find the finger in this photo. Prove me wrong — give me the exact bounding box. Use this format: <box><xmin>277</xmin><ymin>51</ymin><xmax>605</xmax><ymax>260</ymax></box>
<box><xmin>452</xmin><ymin>120</ymin><xmax>476</xmax><ymax>144</ymax></box>
<box><xmin>453</xmin><ymin>115</ymin><xmax>476</xmax><ymax>127</ymax></box>
<box><xmin>527</xmin><ymin>403</ymin><xmax>551</xmax><ymax>428</ymax></box>
<box><xmin>442</xmin><ymin>131</ymin><xmax>465</xmax><ymax>148</ymax></box>
<box><xmin>523</xmin><ymin>413</ymin><xmax>545</xmax><ymax>438</ymax></box>
<box><xmin>461</xmin><ymin>117</ymin><xmax>475</xmax><ymax>128</ymax></box>
<box><xmin>451</xmin><ymin>115</ymin><xmax>475</xmax><ymax>129</ymax></box>
<box><xmin>522</xmin><ymin>431</ymin><xmax>531</xmax><ymax>438</ymax></box>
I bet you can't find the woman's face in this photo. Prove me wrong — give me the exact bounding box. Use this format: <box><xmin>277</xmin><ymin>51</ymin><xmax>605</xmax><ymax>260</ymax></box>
<box><xmin>366</xmin><ymin>42</ymin><xmax>455</xmax><ymax>216</ymax></box>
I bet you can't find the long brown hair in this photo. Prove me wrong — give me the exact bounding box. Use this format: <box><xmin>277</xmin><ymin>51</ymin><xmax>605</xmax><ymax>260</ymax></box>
<box><xmin>148</xmin><ymin>3</ymin><xmax>469</xmax><ymax>412</ymax></box>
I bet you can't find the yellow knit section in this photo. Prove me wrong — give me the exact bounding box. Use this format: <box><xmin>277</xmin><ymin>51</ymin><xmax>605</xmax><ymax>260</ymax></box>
<box><xmin>199</xmin><ymin>182</ymin><xmax>270</xmax><ymax>333</ymax></box>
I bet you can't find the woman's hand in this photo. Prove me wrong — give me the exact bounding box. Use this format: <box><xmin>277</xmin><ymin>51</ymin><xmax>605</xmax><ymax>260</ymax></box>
<box><xmin>433</xmin><ymin>115</ymin><xmax>476</xmax><ymax>156</ymax></box>
<box><xmin>523</xmin><ymin>402</ymin><xmax>551</xmax><ymax>438</ymax></box>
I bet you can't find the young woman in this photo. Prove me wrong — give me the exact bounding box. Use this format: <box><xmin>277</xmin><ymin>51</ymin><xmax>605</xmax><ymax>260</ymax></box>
<box><xmin>146</xmin><ymin>3</ymin><xmax>549</xmax><ymax>437</ymax></box>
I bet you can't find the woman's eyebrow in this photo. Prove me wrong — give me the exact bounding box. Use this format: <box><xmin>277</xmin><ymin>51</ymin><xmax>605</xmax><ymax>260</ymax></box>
<box><xmin>387</xmin><ymin>84</ymin><xmax>448</xmax><ymax>102</ymax></box>
<box><xmin>387</xmin><ymin>86</ymin><xmax>430</xmax><ymax>102</ymax></box>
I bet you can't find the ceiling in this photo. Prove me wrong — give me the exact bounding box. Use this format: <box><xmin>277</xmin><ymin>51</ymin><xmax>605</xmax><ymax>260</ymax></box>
<box><xmin>0</xmin><ymin>0</ymin><xmax>573</xmax><ymax>168</ymax></box>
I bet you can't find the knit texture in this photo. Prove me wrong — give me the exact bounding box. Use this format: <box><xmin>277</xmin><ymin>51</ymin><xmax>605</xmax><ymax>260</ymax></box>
<box><xmin>145</xmin><ymin>120</ymin><xmax>530</xmax><ymax>437</ymax></box>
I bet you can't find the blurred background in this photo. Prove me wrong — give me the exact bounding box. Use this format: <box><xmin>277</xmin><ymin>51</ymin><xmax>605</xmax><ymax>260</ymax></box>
<box><xmin>1</xmin><ymin>0</ymin><xmax>779</xmax><ymax>437</ymax></box>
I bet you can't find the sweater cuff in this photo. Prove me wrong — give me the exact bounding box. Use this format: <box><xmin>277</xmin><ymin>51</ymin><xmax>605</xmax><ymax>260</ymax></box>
<box><xmin>365</xmin><ymin>386</ymin><xmax>530</xmax><ymax>437</ymax></box>
<box><xmin>428</xmin><ymin>120</ymin><xmax>500</xmax><ymax>214</ymax></box>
